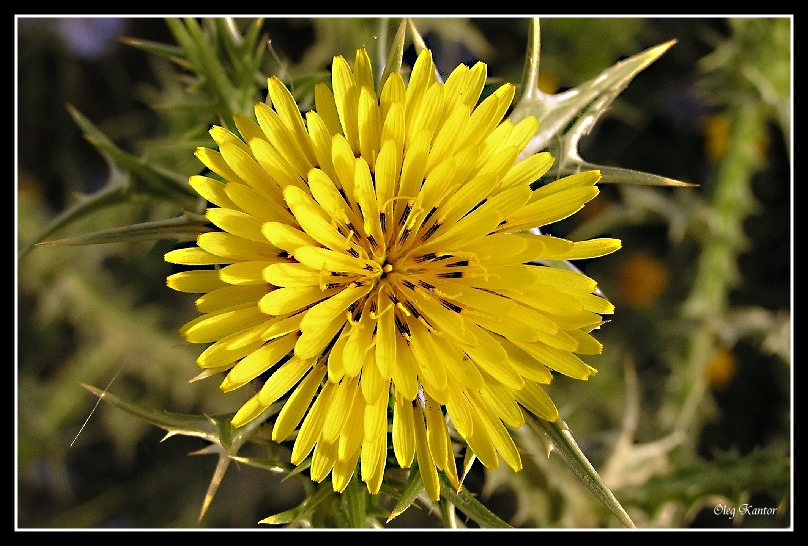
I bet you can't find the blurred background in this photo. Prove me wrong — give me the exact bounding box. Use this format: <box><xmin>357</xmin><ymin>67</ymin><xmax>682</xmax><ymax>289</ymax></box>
<box><xmin>16</xmin><ymin>17</ymin><xmax>791</xmax><ymax>528</ymax></box>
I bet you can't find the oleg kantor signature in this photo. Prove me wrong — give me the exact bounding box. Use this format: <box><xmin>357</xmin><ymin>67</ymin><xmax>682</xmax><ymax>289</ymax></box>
<box><xmin>714</xmin><ymin>503</ymin><xmax>778</xmax><ymax>520</ymax></box>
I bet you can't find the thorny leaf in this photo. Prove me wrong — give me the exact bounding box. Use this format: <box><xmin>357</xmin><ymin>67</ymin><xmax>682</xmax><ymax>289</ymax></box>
<box><xmin>525</xmin><ymin>413</ymin><xmax>636</xmax><ymax>528</ymax></box>
<box><xmin>511</xmin><ymin>18</ymin><xmax>692</xmax><ymax>188</ymax></box>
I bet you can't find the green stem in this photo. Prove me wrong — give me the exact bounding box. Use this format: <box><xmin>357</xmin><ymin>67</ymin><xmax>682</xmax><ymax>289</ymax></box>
<box><xmin>671</xmin><ymin>103</ymin><xmax>765</xmax><ymax>444</ymax></box>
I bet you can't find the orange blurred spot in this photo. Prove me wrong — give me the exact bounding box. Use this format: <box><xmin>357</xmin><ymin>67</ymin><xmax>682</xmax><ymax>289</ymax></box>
<box><xmin>702</xmin><ymin>113</ymin><xmax>770</xmax><ymax>162</ymax></box>
<box><xmin>702</xmin><ymin>114</ymin><xmax>731</xmax><ymax>162</ymax></box>
<box><xmin>615</xmin><ymin>253</ymin><xmax>668</xmax><ymax>309</ymax></box>
<box><xmin>706</xmin><ymin>346</ymin><xmax>737</xmax><ymax>388</ymax></box>
<box><xmin>538</xmin><ymin>73</ymin><xmax>560</xmax><ymax>94</ymax></box>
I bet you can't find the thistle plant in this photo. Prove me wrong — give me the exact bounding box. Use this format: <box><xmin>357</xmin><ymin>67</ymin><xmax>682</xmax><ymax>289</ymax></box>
<box><xmin>17</xmin><ymin>17</ymin><xmax>791</xmax><ymax>529</ymax></box>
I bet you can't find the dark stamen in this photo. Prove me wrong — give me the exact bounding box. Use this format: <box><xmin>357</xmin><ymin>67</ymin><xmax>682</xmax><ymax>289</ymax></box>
<box><xmin>338</xmin><ymin>187</ymin><xmax>351</xmax><ymax>205</ymax></box>
<box><xmin>394</xmin><ymin>315</ymin><xmax>411</xmax><ymax>336</ymax></box>
<box><xmin>421</xmin><ymin>222</ymin><xmax>441</xmax><ymax>241</ymax></box>
<box><xmin>399</xmin><ymin>203</ymin><xmax>412</xmax><ymax>226</ymax></box>
<box><xmin>422</xmin><ymin>206</ymin><xmax>437</xmax><ymax>225</ymax></box>
<box><xmin>461</xmin><ymin>198</ymin><xmax>487</xmax><ymax>219</ymax></box>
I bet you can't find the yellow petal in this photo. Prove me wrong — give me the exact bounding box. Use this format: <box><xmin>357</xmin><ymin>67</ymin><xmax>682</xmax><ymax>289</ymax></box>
<box><xmin>284</xmin><ymin>187</ymin><xmax>352</xmax><ymax>252</ymax></box>
<box><xmin>189</xmin><ymin>176</ymin><xmax>238</xmax><ymax>209</ymax></box>
<box><xmin>167</xmin><ymin>270</ymin><xmax>226</xmax><ymax>293</ymax></box>
<box><xmin>295</xmin><ymin>313</ymin><xmax>347</xmax><ymax>360</ymax></box>
<box><xmin>181</xmin><ymin>303</ymin><xmax>266</xmax><ymax>344</ymax></box>
<box><xmin>502</xmin><ymin>186</ymin><xmax>600</xmax><ymax>232</ymax></box>
<box><xmin>567</xmin><ymin>329</ymin><xmax>604</xmax><ymax>355</ymax></box>
<box><xmin>261</xmin><ymin>222</ymin><xmax>317</xmax><ymax>254</ymax></box>
<box><xmin>314</xmin><ymin>82</ymin><xmax>342</xmax><ymax>136</ymax></box>
<box><xmin>499</xmin><ymin>152</ymin><xmax>554</xmax><ymax>190</ymax></box>
<box><xmin>360</xmin><ymin>351</ymin><xmax>388</xmax><ymax>405</ymax></box>
<box><xmin>424</xmin><ymin>394</ymin><xmax>448</xmax><ymax>470</ymax></box>
<box><xmin>331</xmin><ymin>55</ymin><xmax>360</xmax><ymax>153</ymax></box>
<box><xmin>307</xmin><ymin>168</ymin><xmax>353</xmax><ymax>224</ymax></box>
<box><xmin>380</xmin><ymin>101</ymin><xmax>405</xmax><ymax>157</ymax></box>
<box><xmin>291</xmin><ymin>379</ymin><xmax>336</xmax><ymax>465</ymax></box>
<box><xmin>300</xmin><ymin>283</ymin><xmax>372</xmax><ymax>332</ymax></box>
<box><xmin>219</xmin><ymin>141</ymin><xmax>280</xmax><ymax>201</ymax></box>
<box><xmin>305</xmin><ymin>111</ymin><xmax>338</xmax><ymax>182</ymax></box>
<box><xmin>164</xmin><ymin>246</ymin><xmax>232</xmax><ymax>266</ymax></box>
<box><xmin>409</xmin><ymin>322</ymin><xmax>448</xmax><ymax>401</ymax></box>
<box><xmin>514</xmin><ymin>381</ymin><xmax>559</xmax><ymax>422</ymax></box>
<box><xmin>195</xmin><ymin>147</ymin><xmax>244</xmax><ymax>185</ymax></box>
<box><xmin>499</xmin><ymin>338</ymin><xmax>554</xmax><ymax>384</ymax></box>
<box><xmin>480</xmin><ymin>382</ymin><xmax>525</xmax><ymax>428</ymax></box>
<box><xmin>338</xmin><ymin>394</ymin><xmax>365</xmax><ymax>462</ymax></box>
<box><xmin>206</xmin><ymin>208</ymin><xmax>267</xmax><ymax>243</ymax></box>
<box><xmin>464</xmin><ymin>408</ymin><xmax>499</xmax><ymax>470</ymax></box>
<box><xmin>254</xmin><ymin>102</ymin><xmax>312</xmax><ymax>179</ymax></box>
<box><xmin>380</xmin><ymin>72</ymin><xmax>405</xmax><ymax>126</ymax></box>
<box><xmin>220</xmin><ymin>261</ymin><xmax>277</xmax><ymax>285</ymax></box>
<box><xmin>361</xmin><ymin>400</ymin><xmax>387</xmax><ymax>485</ymax></box>
<box><xmin>374</xmin><ymin>303</ymin><xmax>397</xmax><ymax>379</ymax></box>
<box><xmin>531</xmin><ymin>169</ymin><xmax>601</xmax><ymax>200</ymax></box>
<box><xmin>294</xmin><ymin>246</ymin><xmax>376</xmax><ymax>276</ymax></box>
<box><xmin>390</xmin><ymin>330</ymin><xmax>419</xmax><ymax>401</ymax></box>
<box><xmin>273</xmin><ymin>364</ymin><xmax>327</xmax><ymax>442</ymax></box>
<box><xmin>445</xmin><ymin>381</ymin><xmax>474</xmax><ymax>439</ymax></box>
<box><xmin>197</xmin><ymin>333</ymin><xmax>264</xmax><ymax>370</ymax></box>
<box><xmin>322</xmin><ymin>377</ymin><xmax>360</xmax><ymax>443</ymax></box>
<box><xmin>406</xmin><ymin>81</ymin><xmax>443</xmax><ymax>148</ymax></box>
<box><xmin>358</xmin><ymin>86</ymin><xmax>381</xmax><ymax>171</ymax></box>
<box><xmin>470</xmin><ymin>392</ymin><xmax>522</xmax><ymax>471</ymax></box>
<box><xmin>426</xmin><ymin>104</ymin><xmax>470</xmax><ymax>174</ymax></box>
<box><xmin>225</xmin><ymin>181</ymin><xmax>295</xmax><ymax>224</ymax></box>
<box><xmin>220</xmin><ymin>334</ymin><xmax>297</xmax><ymax>392</ymax></box>
<box><xmin>259</xmin><ymin>285</ymin><xmax>336</xmax><ymax>316</ymax></box>
<box><xmin>249</xmin><ymin>137</ymin><xmax>308</xmax><ymax>191</ymax></box>
<box><xmin>412</xmin><ymin>402</ymin><xmax>440</xmax><ymax>501</ymax></box>
<box><xmin>513</xmin><ymin>340</ymin><xmax>597</xmax><ymax>380</ymax></box>
<box><xmin>342</xmin><ymin>313</ymin><xmax>374</xmax><ymax>378</ymax></box>
<box><xmin>195</xmin><ymin>284</ymin><xmax>267</xmax><ymax>313</ymax></box>
<box><xmin>266</xmin><ymin>76</ymin><xmax>317</xmax><ymax>166</ymax></box>
<box><xmin>197</xmin><ymin>232</ymin><xmax>277</xmax><ymax>261</ymax></box>
<box><xmin>311</xmin><ymin>438</ymin><xmax>338</xmax><ymax>483</ymax></box>
<box><xmin>233</xmin><ymin>112</ymin><xmax>267</xmax><ymax>145</ymax></box>
<box><xmin>404</xmin><ymin>48</ymin><xmax>437</xmax><ymax>120</ymax></box>
<box><xmin>327</xmin><ymin>331</ymin><xmax>349</xmax><ymax>383</ymax></box>
<box><xmin>332</xmin><ymin>449</ymin><xmax>360</xmax><ymax>493</ymax></box>
<box><xmin>257</xmin><ymin>356</ymin><xmax>313</xmax><ymax>407</ymax></box>
<box><xmin>392</xmin><ymin>394</ymin><xmax>415</xmax><ymax>467</ymax></box>
<box><xmin>230</xmin><ymin>392</ymin><xmax>268</xmax><ymax>429</ymax></box>
<box><xmin>263</xmin><ymin>262</ymin><xmax>321</xmax><ymax>287</ymax></box>
<box><xmin>460</xmin><ymin>323</ymin><xmax>524</xmax><ymax>390</ymax></box>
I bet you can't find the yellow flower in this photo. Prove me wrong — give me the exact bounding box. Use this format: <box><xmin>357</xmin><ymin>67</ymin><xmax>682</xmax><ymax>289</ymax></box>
<box><xmin>165</xmin><ymin>47</ymin><xmax>620</xmax><ymax>501</ymax></box>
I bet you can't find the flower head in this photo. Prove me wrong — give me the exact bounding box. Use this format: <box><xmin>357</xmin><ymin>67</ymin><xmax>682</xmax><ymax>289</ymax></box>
<box><xmin>166</xmin><ymin>47</ymin><xmax>620</xmax><ymax>500</ymax></box>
